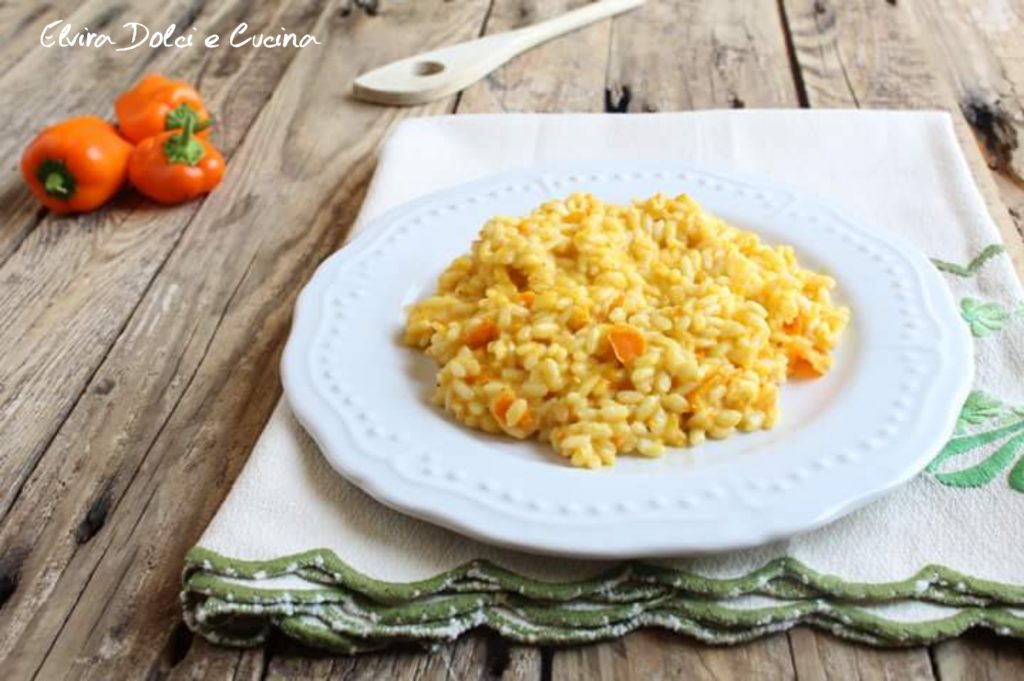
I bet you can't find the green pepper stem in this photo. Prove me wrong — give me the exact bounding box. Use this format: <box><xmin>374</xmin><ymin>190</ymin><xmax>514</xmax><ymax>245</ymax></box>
<box><xmin>164</xmin><ymin>113</ymin><xmax>206</xmax><ymax>167</ymax></box>
<box><xmin>165</xmin><ymin>103</ymin><xmax>213</xmax><ymax>134</ymax></box>
<box><xmin>36</xmin><ymin>159</ymin><xmax>76</xmax><ymax>199</ymax></box>
<box><xmin>182</xmin><ymin>114</ymin><xmax>195</xmax><ymax>142</ymax></box>
<box><xmin>45</xmin><ymin>172</ymin><xmax>67</xmax><ymax>195</ymax></box>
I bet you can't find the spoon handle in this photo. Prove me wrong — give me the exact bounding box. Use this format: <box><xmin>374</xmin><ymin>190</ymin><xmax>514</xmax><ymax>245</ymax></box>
<box><xmin>508</xmin><ymin>0</ymin><xmax>646</xmax><ymax>51</ymax></box>
<box><xmin>353</xmin><ymin>0</ymin><xmax>646</xmax><ymax>106</ymax></box>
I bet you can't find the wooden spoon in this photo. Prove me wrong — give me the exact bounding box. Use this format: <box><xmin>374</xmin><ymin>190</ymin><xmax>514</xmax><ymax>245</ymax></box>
<box><xmin>352</xmin><ymin>0</ymin><xmax>646</xmax><ymax>106</ymax></box>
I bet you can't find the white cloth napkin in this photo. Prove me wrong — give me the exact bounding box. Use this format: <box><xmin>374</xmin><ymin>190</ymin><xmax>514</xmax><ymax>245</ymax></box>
<box><xmin>184</xmin><ymin>111</ymin><xmax>1024</xmax><ymax>652</ymax></box>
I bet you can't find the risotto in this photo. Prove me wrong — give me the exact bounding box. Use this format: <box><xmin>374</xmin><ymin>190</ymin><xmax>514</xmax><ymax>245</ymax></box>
<box><xmin>403</xmin><ymin>193</ymin><xmax>849</xmax><ymax>469</ymax></box>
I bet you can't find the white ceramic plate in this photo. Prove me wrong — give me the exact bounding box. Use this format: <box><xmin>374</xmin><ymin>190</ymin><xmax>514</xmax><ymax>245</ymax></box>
<box><xmin>282</xmin><ymin>161</ymin><xmax>973</xmax><ymax>558</ymax></box>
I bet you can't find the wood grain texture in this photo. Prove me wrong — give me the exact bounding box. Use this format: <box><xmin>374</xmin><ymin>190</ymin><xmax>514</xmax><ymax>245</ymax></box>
<box><xmin>457</xmin><ymin>0</ymin><xmax>610</xmax><ymax>113</ymax></box>
<box><xmin>0</xmin><ymin>0</ymin><xmax>320</xmax><ymax>532</ymax></box>
<box><xmin>553</xmin><ymin>630</ymin><xmax>796</xmax><ymax>680</ymax></box>
<box><xmin>168</xmin><ymin>639</ymin><xmax>268</xmax><ymax>681</ymax></box>
<box><xmin>267</xmin><ymin>632</ymin><xmax>540</xmax><ymax>680</ymax></box>
<box><xmin>787</xmin><ymin>627</ymin><xmax>935</xmax><ymax>681</ymax></box>
<box><xmin>911</xmin><ymin>0</ymin><xmax>1024</xmax><ymax>247</ymax></box>
<box><xmin>931</xmin><ymin>630</ymin><xmax>1024</xmax><ymax>681</ymax></box>
<box><xmin>781</xmin><ymin>0</ymin><xmax>1024</xmax><ymax>276</ymax></box>
<box><xmin>0</xmin><ymin>0</ymin><xmax>323</xmax><ymax>672</ymax></box>
<box><xmin>782</xmin><ymin>0</ymin><xmax>947</xmax><ymax>109</ymax></box>
<box><xmin>0</xmin><ymin>0</ymin><xmax>84</xmax><ymax>74</ymax></box>
<box><xmin>0</xmin><ymin>0</ymin><xmax>492</xmax><ymax>678</ymax></box>
<box><xmin>912</xmin><ymin>0</ymin><xmax>1024</xmax><ymax>183</ymax></box>
<box><xmin>606</xmin><ymin>0</ymin><xmax>799</xmax><ymax>112</ymax></box>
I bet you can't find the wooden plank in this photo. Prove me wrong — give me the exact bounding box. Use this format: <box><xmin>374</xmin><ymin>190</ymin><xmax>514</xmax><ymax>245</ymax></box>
<box><xmin>781</xmin><ymin>0</ymin><xmax>947</xmax><ymax>109</ymax></box>
<box><xmin>0</xmin><ymin>1</ymin><xmax>494</xmax><ymax>678</ymax></box>
<box><xmin>549</xmin><ymin>2</ymin><xmax>804</xmax><ymax>675</ymax></box>
<box><xmin>910</xmin><ymin>0</ymin><xmax>1024</xmax><ymax>242</ymax></box>
<box><xmin>931</xmin><ymin>630</ymin><xmax>1024</xmax><ymax>681</ymax></box>
<box><xmin>0</xmin><ymin>0</ymin><xmax>318</xmax><ymax>653</ymax></box>
<box><xmin>911</xmin><ymin>0</ymin><xmax>1024</xmax><ymax>183</ymax></box>
<box><xmin>781</xmin><ymin>0</ymin><xmax>1024</xmax><ymax>276</ymax></box>
<box><xmin>167</xmin><ymin>638</ymin><xmax>267</xmax><ymax>681</ymax></box>
<box><xmin>787</xmin><ymin>627</ymin><xmax>935</xmax><ymax>681</ymax></box>
<box><xmin>994</xmin><ymin>172</ymin><xmax>1024</xmax><ymax>236</ymax></box>
<box><xmin>553</xmin><ymin>630</ymin><xmax>796</xmax><ymax>680</ymax></box>
<box><xmin>457</xmin><ymin>0</ymin><xmax>610</xmax><ymax>113</ymax></box>
<box><xmin>0</xmin><ymin>0</ymin><xmax>84</xmax><ymax>74</ymax></box>
<box><xmin>0</xmin><ymin>2</ymin><xmax>322</xmax><ymax>666</ymax></box>
<box><xmin>0</xmin><ymin>0</ymin><xmax>319</xmax><ymax>526</ymax></box>
<box><xmin>266</xmin><ymin>632</ymin><xmax>540</xmax><ymax>680</ymax></box>
<box><xmin>606</xmin><ymin>0</ymin><xmax>800</xmax><ymax>112</ymax></box>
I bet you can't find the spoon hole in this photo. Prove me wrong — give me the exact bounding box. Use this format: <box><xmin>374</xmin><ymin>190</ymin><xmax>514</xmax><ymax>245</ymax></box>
<box><xmin>412</xmin><ymin>60</ymin><xmax>445</xmax><ymax>77</ymax></box>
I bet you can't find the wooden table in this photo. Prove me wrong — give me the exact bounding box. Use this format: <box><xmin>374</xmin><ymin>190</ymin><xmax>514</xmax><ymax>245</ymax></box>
<box><xmin>2</xmin><ymin>0</ymin><xmax>1024</xmax><ymax>678</ymax></box>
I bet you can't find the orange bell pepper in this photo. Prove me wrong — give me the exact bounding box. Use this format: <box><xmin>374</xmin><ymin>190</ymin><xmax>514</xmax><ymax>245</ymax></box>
<box><xmin>20</xmin><ymin>116</ymin><xmax>133</xmax><ymax>214</ymax></box>
<box><xmin>127</xmin><ymin>115</ymin><xmax>225</xmax><ymax>205</ymax></box>
<box><xmin>115</xmin><ymin>73</ymin><xmax>212</xmax><ymax>144</ymax></box>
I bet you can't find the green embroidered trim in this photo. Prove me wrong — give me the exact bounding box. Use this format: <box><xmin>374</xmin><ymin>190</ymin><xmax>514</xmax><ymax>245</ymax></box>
<box><xmin>189</xmin><ymin>590</ymin><xmax>1024</xmax><ymax>649</ymax></box>
<box><xmin>960</xmin><ymin>297</ymin><xmax>1013</xmax><ymax>337</ymax></box>
<box><xmin>181</xmin><ymin>547</ymin><xmax>1024</xmax><ymax>652</ymax></box>
<box><xmin>183</xmin><ymin>547</ymin><xmax>1024</xmax><ymax>606</ymax></box>
<box><xmin>931</xmin><ymin>244</ymin><xmax>1005</xmax><ymax>277</ymax></box>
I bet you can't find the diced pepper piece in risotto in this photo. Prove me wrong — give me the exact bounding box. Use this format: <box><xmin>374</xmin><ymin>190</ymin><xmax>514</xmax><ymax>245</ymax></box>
<box><xmin>464</xmin><ymin>320</ymin><xmax>498</xmax><ymax>349</ymax></box>
<box><xmin>403</xmin><ymin>193</ymin><xmax>849</xmax><ymax>469</ymax></box>
<box><xmin>491</xmin><ymin>391</ymin><xmax>515</xmax><ymax>424</ymax></box>
<box><xmin>608</xmin><ymin>324</ymin><xmax>647</xmax><ymax>365</ymax></box>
